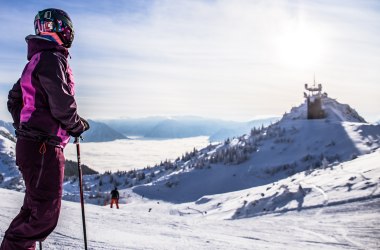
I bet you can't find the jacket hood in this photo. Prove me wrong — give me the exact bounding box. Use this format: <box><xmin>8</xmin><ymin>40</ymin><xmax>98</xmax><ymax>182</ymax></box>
<box><xmin>25</xmin><ymin>35</ymin><xmax>68</xmax><ymax>61</ymax></box>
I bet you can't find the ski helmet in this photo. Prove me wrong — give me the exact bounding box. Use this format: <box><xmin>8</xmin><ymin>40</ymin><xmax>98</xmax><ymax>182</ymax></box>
<box><xmin>34</xmin><ymin>8</ymin><xmax>74</xmax><ymax>48</ymax></box>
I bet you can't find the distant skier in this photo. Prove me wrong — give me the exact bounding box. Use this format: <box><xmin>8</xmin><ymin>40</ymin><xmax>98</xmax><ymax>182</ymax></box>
<box><xmin>1</xmin><ymin>8</ymin><xmax>89</xmax><ymax>249</ymax></box>
<box><xmin>110</xmin><ymin>187</ymin><xmax>120</xmax><ymax>209</ymax></box>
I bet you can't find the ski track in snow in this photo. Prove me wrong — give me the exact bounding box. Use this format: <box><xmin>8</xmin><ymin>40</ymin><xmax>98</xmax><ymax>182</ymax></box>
<box><xmin>1</xmin><ymin>189</ymin><xmax>380</xmax><ymax>249</ymax></box>
<box><xmin>335</xmin><ymin>227</ymin><xmax>366</xmax><ymax>250</ymax></box>
<box><xmin>299</xmin><ymin>181</ymin><xmax>329</xmax><ymax>216</ymax></box>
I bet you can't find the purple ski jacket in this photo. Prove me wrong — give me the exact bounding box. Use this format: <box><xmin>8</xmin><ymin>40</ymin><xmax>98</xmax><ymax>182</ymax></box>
<box><xmin>7</xmin><ymin>35</ymin><xmax>85</xmax><ymax>147</ymax></box>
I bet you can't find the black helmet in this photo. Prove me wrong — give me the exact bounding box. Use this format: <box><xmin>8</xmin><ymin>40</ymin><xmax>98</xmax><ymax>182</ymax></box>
<box><xmin>34</xmin><ymin>8</ymin><xmax>74</xmax><ymax>48</ymax></box>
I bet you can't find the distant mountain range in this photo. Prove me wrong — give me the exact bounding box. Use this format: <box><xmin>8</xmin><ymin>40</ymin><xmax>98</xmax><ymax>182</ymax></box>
<box><xmin>0</xmin><ymin>119</ymin><xmax>127</xmax><ymax>143</ymax></box>
<box><xmin>81</xmin><ymin>120</ymin><xmax>128</xmax><ymax>142</ymax></box>
<box><xmin>0</xmin><ymin>116</ymin><xmax>279</xmax><ymax>143</ymax></box>
<box><xmin>5</xmin><ymin>113</ymin><xmax>378</xmax><ymax>143</ymax></box>
<box><xmin>102</xmin><ymin>116</ymin><xmax>279</xmax><ymax>141</ymax></box>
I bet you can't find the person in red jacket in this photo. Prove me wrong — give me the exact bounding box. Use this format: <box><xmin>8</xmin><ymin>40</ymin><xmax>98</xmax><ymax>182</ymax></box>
<box><xmin>1</xmin><ymin>8</ymin><xmax>89</xmax><ymax>250</ymax></box>
<box><xmin>110</xmin><ymin>187</ymin><xmax>120</xmax><ymax>209</ymax></box>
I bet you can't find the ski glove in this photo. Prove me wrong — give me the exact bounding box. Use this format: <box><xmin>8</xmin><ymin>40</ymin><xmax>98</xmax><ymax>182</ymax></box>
<box><xmin>81</xmin><ymin>117</ymin><xmax>90</xmax><ymax>131</ymax></box>
<box><xmin>68</xmin><ymin>117</ymin><xmax>90</xmax><ymax>137</ymax></box>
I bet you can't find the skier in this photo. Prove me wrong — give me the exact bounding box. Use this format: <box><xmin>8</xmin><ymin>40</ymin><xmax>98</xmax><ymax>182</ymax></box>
<box><xmin>1</xmin><ymin>8</ymin><xmax>89</xmax><ymax>249</ymax></box>
<box><xmin>110</xmin><ymin>187</ymin><xmax>120</xmax><ymax>209</ymax></box>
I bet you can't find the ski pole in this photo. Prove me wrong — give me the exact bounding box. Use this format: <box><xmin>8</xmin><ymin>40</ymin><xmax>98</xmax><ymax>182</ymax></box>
<box><xmin>39</xmin><ymin>241</ymin><xmax>42</xmax><ymax>250</ymax></box>
<box><xmin>75</xmin><ymin>136</ymin><xmax>88</xmax><ymax>250</ymax></box>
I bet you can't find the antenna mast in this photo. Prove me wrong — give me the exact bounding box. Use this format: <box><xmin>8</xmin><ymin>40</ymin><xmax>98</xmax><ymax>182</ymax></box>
<box><xmin>305</xmin><ymin>75</ymin><xmax>322</xmax><ymax>96</ymax></box>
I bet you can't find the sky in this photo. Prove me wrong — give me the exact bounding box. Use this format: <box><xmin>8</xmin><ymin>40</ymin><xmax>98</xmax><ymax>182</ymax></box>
<box><xmin>0</xmin><ymin>0</ymin><xmax>379</xmax><ymax>122</ymax></box>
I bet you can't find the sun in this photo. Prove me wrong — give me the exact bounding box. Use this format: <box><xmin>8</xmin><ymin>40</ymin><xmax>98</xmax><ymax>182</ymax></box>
<box><xmin>275</xmin><ymin>24</ymin><xmax>325</xmax><ymax>69</ymax></box>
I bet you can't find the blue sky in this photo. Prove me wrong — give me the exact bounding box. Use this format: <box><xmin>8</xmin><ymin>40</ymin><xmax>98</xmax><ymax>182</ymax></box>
<box><xmin>1</xmin><ymin>0</ymin><xmax>379</xmax><ymax>122</ymax></box>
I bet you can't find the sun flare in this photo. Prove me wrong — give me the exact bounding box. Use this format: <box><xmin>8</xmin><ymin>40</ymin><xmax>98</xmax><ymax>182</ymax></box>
<box><xmin>275</xmin><ymin>24</ymin><xmax>325</xmax><ymax>69</ymax></box>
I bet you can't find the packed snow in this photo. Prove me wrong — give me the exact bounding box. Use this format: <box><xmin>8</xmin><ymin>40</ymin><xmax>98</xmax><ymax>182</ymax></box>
<box><xmin>0</xmin><ymin>150</ymin><xmax>379</xmax><ymax>249</ymax></box>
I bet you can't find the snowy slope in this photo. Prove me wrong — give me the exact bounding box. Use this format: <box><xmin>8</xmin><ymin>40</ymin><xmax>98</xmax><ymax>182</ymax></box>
<box><xmin>133</xmin><ymin>97</ymin><xmax>380</xmax><ymax>203</ymax></box>
<box><xmin>57</xmin><ymin>97</ymin><xmax>380</xmax><ymax>206</ymax></box>
<box><xmin>2</xmin><ymin>96</ymin><xmax>379</xmax><ymax>208</ymax></box>
<box><xmin>0</xmin><ymin>127</ymin><xmax>22</xmax><ymax>191</ymax></box>
<box><xmin>282</xmin><ymin>96</ymin><xmax>366</xmax><ymax>122</ymax></box>
<box><xmin>1</xmin><ymin>96</ymin><xmax>380</xmax><ymax>249</ymax></box>
<box><xmin>190</xmin><ymin>150</ymin><xmax>380</xmax><ymax>220</ymax></box>
<box><xmin>0</xmin><ymin>121</ymin><xmax>14</xmax><ymax>136</ymax></box>
<box><xmin>1</xmin><ymin>150</ymin><xmax>379</xmax><ymax>249</ymax></box>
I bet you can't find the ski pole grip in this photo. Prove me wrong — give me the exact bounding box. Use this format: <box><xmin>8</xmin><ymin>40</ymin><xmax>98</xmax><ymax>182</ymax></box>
<box><xmin>74</xmin><ymin>136</ymin><xmax>84</xmax><ymax>144</ymax></box>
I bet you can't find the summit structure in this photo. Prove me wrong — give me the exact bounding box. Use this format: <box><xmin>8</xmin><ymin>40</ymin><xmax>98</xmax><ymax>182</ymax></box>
<box><xmin>304</xmin><ymin>78</ymin><xmax>326</xmax><ymax>119</ymax></box>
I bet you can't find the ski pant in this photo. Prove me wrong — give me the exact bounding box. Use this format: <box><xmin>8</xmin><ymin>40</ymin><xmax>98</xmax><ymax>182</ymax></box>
<box><xmin>0</xmin><ymin>138</ymin><xmax>65</xmax><ymax>250</ymax></box>
<box><xmin>110</xmin><ymin>198</ymin><xmax>119</xmax><ymax>209</ymax></box>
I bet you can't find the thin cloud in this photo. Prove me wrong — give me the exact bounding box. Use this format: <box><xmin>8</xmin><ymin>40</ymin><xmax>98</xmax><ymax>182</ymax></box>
<box><xmin>0</xmin><ymin>0</ymin><xmax>379</xmax><ymax>122</ymax></box>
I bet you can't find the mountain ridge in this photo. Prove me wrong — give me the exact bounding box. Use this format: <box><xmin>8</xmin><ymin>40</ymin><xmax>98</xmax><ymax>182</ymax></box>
<box><xmin>132</xmin><ymin>96</ymin><xmax>380</xmax><ymax>202</ymax></box>
<box><xmin>1</xmin><ymin>96</ymin><xmax>380</xmax><ymax>208</ymax></box>
<box><xmin>103</xmin><ymin>116</ymin><xmax>278</xmax><ymax>141</ymax></box>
